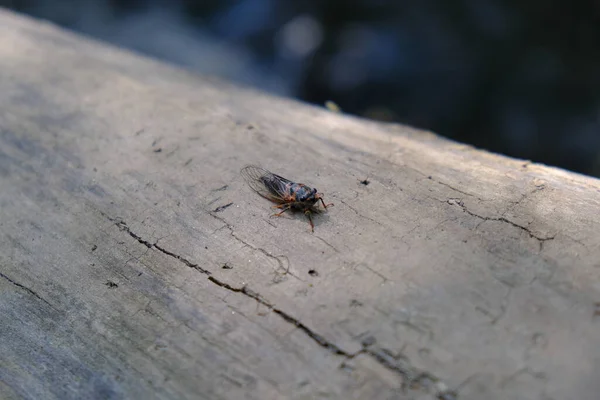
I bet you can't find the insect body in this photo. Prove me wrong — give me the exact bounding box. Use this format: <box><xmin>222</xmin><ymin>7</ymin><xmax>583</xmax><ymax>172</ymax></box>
<box><xmin>241</xmin><ymin>165</ymin><xmax>333</xmax><ymax>232</ymax></box>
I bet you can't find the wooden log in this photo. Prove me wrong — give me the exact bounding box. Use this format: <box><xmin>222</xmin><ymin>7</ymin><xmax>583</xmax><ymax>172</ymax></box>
<box><xmin>1</xmin><ymin>7</ymin><xmax>599</xmax><ymax>400</ymax></box>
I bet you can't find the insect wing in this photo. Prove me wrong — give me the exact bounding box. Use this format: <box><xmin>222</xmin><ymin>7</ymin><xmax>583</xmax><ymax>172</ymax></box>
<box><xmin>241</xmin><ymin>165</ymin><xmax>291</xmax><ymax>203</ymax></box>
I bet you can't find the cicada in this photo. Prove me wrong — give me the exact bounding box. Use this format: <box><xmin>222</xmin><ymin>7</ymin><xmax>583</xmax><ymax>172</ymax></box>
<box><xmin>241</xmin><ymin>165</ymin><xmax>333</xmax><ymax>232</ymax></box>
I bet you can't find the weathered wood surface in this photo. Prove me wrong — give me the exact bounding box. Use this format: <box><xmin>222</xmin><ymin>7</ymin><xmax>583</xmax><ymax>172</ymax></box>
<box><xmin>1</xmin><ymin>8</ymin><xmax>600</xmax><ymax>400</ymax></box>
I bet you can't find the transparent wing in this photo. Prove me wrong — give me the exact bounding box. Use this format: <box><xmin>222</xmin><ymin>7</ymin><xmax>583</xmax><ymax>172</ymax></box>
<box><xmin>240</xmin><ymin>165</ymin><xmax>291</xmax><ymax>203</ymax></box>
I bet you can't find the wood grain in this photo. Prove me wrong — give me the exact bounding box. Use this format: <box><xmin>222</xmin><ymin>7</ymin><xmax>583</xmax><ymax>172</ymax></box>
<box><xmin>1</xmin><ymin>8</ymin><xmax>599</xmax><ymax>400</ymax></box>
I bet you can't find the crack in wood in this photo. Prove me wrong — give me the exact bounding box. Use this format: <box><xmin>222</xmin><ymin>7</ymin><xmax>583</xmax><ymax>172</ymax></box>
<box><xmin>0</xmin><ymin>271</ymin><xmax>55</xmax><ymax>308</ymax></box>
<box><xmin>102</xmin><ymin>211</ymin><xmax>458</xmax><ymax>399</ymax></box>
<box><xmin>207</xmin><ymin>275</ymin><xmax>348</xmax><ymax>356</ymax></box>
<box><xmin>434</xmin><ymin>179</ymin><xmax>487</xmax><ymax>202</ymax></box>
<box><xmin>102</xmin><ymin>212</ymin><xmax>211</xmax><ymax>275</ymax></box>
<box><xmin>213</xmin><ymin>202</ymin><xmax>234</xmax><ymax>213</ymax></box>
<box><xmin>339</xmin><ymin>199</ymin><xmax>384</xmax><ymax>227</ymax></box>
<box><xmin>439</xmin><ymin>183</ymin><xmax>554</xmax><ymax>248</ymax></box>
<box><xmin>445</xmin><ymin>200</ymin><xmax>556</xmax><ymax>243</ymax></box>
<box><xmin>208</xmin><ymin>212</ymin><xmax>290</xmax><ymax>275</ymax></box>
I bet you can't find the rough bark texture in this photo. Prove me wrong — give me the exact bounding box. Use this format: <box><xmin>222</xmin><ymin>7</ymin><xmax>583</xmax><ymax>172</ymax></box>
<box><xmin>1</xmin><ymin>8</ymin><xmax>600</xmax><ymax>400</ymax></box>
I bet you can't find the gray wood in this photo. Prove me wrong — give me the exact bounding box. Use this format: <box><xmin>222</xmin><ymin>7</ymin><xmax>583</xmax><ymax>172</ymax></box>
<box><xmin>1</xmin><ymin>7</ymin><xmax>600</xmax><ymax>400</ymax></box>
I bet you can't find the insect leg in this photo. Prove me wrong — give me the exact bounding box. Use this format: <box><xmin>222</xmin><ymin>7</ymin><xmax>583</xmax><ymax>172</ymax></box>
<box><xmin>319</xmin><ymin>197</ymin><xmax>334</xmax><ymax>209</ymax></box>
<box><xmin>272</xmin><ymin>205</ymin><xmax>291</xmax><ymax>217</ymax></box>
<box><xmin>305</xmin><ymin>210</ymin><xmax>314</xmax><ymax>232</ymax></box>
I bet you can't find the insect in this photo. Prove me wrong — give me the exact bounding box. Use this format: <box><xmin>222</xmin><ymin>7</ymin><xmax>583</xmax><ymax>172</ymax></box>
<box><xmin>241</xmin><ymin>165</ymin><xmax>333</xmax><ymax>232</ymax></box>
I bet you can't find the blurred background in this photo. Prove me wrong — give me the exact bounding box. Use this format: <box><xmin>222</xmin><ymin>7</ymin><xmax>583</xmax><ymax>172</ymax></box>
<box><xmin>3</xmin><ymin>0</ymin><xmax>600</xmax><ymax>177</ymax></box>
